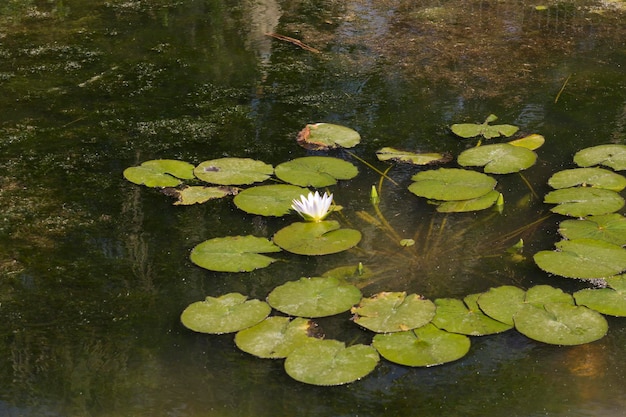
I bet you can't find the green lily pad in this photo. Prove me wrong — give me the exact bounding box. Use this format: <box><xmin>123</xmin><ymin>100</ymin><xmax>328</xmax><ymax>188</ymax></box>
<box><xmin>574</xmin><ymin>275</ymin><xmax>626</xmax><ymax>316</ymax></box>
<box><xmin>409</xmin><ymin>168</ymin><xmax>497</xmax><ymax>201</ymax></box>
<box><xmin>435</xmin><ymin>190</ymin><xmax>501</xmax><ymax>213</ymax></box>
<box><xmin>476</xmin><ymin>286</ymin><xmax>527</xmax><ymax>326</ymax></box>
<box><xmin>558</xmin><ymin>214</ymin><xmax>626</xmax><ymax>246</ymax></box>
<box><xmin>451</xmin><ymin>114</ymin><xmax>519</xmax><ymax>139</ymax></box>
<box><xmin>547</xmin><ymin>168</ymin><xmax>626</xmax><ymax>191</ymax></box>
<box><xmin>544</xmin><ymin>187</ymin><xmax>624</xmax><ymax>217</ymax></box>
<box><xmin>273</xmin><ymin>220</ymin><xmax>361</xmax><ymax>255</ymax></box>
<box><xmin>267</xmin><ymin>277</ymin><xmax>362</xmax><ymax>318</ymax></box>
<box><xmin>284</xmin><ymin>339</ymin><xmax>380</xmax><ymax>386</ymax></box>
<box><xmin>180</xmin><ymin>293</ymin><xmax>271</xmax><ymax>334</ymax></box>
<box><xmin>534</xmin><ymin>238</ymin><xmax>626</xmax><ymax>279</ymax></box>
<box><xmin>432</xmin><ymin>294</ymin><xmax>513</xmax><ymax>336</ymax></box>
<box><xmin>123</xmin><ymin>159</ymin><xmax>195</xmax><ymax>187</ymax></box>
<box><xmin>233</xmin><ymin>184</ymin><xmax>309</xmax><ymax>216</ymax></box>
<box><xmin>524</xmin><ymin>285</ymin><xmax>574</xmax><ymax>306</ymax></box>
<box><xmin>274</xmin><ymin>156</ymin><xmax>358</xmax><ymax>187</ymax></box>
<box><xmin>322</xmin><ymin>264</ymin><xmax>374</xmax><ymax>282</ymax></box>
<box><xmin>513</xmin><ymin>302</ymin><xmax>608</xmax><ymax>345</ymax></box>
<box><xmin>190</xmin><ymin>235</ymin><xmax>282</xmax><ymax>272</ymax></box>
<box><xmin>508</xmin><ymin>134</ymin><xmax>545</xmax><ymax>150</ymax></box>
<box><xmin>375</xmin><ymin>147</ymin><xmax>451</xmax><ymax>165</ymax></box>
<box><xmin>234</xmin><ymin>317</ymin><xmax>316</xmax><ymax>358</ymax></box>
<box><xmin>372</xmin><ymin>323</ymin><xmax>471</xmax><ymax>367</ymax></box>
<box><xmin>457</xmin><ymin>143</ymin><xmax>537</xmax><ymax>174</ymax></box>
<box><xmin>351</xmin><ymin>292</ymin><xmax>436</xmax><ymax>333</ymax></box>
<box><xmin>167</xmin><ymin>186</ymin><xmax>238</xmax><ymax>205</ymax></box>
<box><xmin>296</xmin><ymin>123</ymin><xmax>361</xmax><ymax>150</ymax></box>
<box><xmin>574</xmin><ymin>144</ymin><xmax>626</xmax><ymax>171</ymax></box>
<box><xmin>194</xmin><ymin>158</ymin><xmax>274</xmax><ymax>185</ymax></box>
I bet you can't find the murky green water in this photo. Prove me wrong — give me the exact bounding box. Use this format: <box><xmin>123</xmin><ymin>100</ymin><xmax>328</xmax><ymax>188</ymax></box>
<box><xmin>1</xmin><ymin>0</ymin><xmax>625</xmax><ymax>416</ymax></box>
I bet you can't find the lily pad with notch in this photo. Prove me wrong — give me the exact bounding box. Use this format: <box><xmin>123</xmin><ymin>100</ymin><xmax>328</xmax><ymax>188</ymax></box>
<box><xmin>274</xmin><ymin>156</ymin><xmax>358</xmax><ymax>187</ymax></box>
<box><xmin>284</xmin><ymin>339</ymin><xmax>380</xmax><ymax>386</ymax></box>
<box><xmin>123</xmin><ymin>159</ymin><xmax>195</xmax><ymax>187</ymax></box>
<box><xmin>375</xmin><ymin>147</ymin><xmax>451</xmax><ymax>165</ymax></box>
<box><xmin>435</xmin><ymin>190</ymin><xmax>501</xmax><ymax>213</ymax></box>
<box><xmin>267</xmin><ymin>276</ymin><xmax>362</xmax><ymax>318</ymax></box>
<box><xmin>351</xmin><ymin>291</ymin><xmax>436</xmax><ymax>333</ymax></box>
<box><xmin>558</xmin><ymin>214</ymin><xmax>626</xmax><ymax>246</ymax></box>
<box><xmin>180</xmin><ymin>293</ymin><xmax>271</xmax><ymax>334</ymax></box>
<box><xmin>524</xmin><ymin>285</ymin><xmax>574</xmax><ymax>306</ymax></box>
<box><xmin>432</xmin><ymin>293</ymin><xmax>513</xmax><ymax>336</ymax></box>
<box><xmin>194</xmin><ymin>158</ymin><xmax>274</xmax><ymax>185</ymax></box>
<box><xmin>166</xmin><ymin>185</ymin><xmax>238</xmax><ymax>205</ymax></box>
<box><xmin>534</xmin><ymin>238</ymin><xmax>626</xmax><ymax>279</ymax></box>
<box><xmin>458</xmin><ymin>143</ymin><xmax>537</xmax><ymax>174</ymax></box>
<box><xmin>450</xmin><ymin>114</ymin><xmax>519</xmax><ymax>140</ymax></box>
<box><xmin>233</xmin><ymin>184</ymin><xmax>309</xmax><ymax>216</ymax></box>
<box><xmin>574</xmin><ymin>275</ymin><xmax>626</xmax><ymax>317</ymax></box>
<box><xmin>190</xmin><ymin>235</ymin><xmax>282</xmax><ymax>272</ymax></box>
<box><xmin>273</xmin><ymin>220</ymin><xmax>361</xmax><ymax>255</ymax></box>
<box><xmin>296</xmin><ymin>123</ymin><xmax>361</xmax><ymax>150</ymax></box>
<box><xmin>372</xmin><ymin>323</ymin><xmax>471</xmax><ymax>367</ymax></box>
<box><xmin>409</xmin><ymin>168</ymin><xmax>497</xmax><ymax>201</ymax></box>
<box><xmin>235</xmin><ymin>317</ymin><xmax>317</xmax><ymax>358</ymax></box>
<box><xmin>544</xmin><ymin>187</ymin><xmax>624</xmax><ymax>217</ymax></box>
<box><xmin>547</xmin><ymin>168</ymin><xmax>626</xmax><ymax>191</ymax></box>
<box><xmin>574</xmin><ymin>144</ymin><xmax>626</xmax><ymax>171</ymax></box>
<box><xmin>476</xmin><ymin>285</ymin><xmax>527</xmax><ymax>326</ymax></box>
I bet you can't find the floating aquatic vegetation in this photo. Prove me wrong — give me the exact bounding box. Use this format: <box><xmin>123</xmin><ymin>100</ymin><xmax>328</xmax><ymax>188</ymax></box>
<box><xmin>451</xmin><ymin>114</ymin><xmax>519</xmax><ymax>141</ymax></box>
<box><xmin>296</xmin><ymin>122</ymin><xmax>361</xmax><ymax>150</ymax></box>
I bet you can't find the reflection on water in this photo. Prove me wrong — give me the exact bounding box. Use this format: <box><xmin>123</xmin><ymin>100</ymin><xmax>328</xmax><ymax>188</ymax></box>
<box><xmin>0</xmin><ymin>0</ymin><xmax>625</xmax><ymax>416</ymax></box>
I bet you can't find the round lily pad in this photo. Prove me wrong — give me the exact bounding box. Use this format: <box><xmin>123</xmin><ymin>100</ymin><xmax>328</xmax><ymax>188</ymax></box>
<box><xmin>351</xmin><ymin>292</ymin><xmax>436</xmax><ymax>333</ymax></box>
<box><xmin>170</xmin><ymin>186</ymin><xmax>238</xmax><ymax>205</ymax></box>
<box><xmin>233</xmin><ymin>184</ymin><xmax>309</xmax><ymax>216</ymax></box>
<box><xmin>436</xmin><ymin>190</ymin><xmax>501</xmax><ymax>213</ymax></box>
<box><xmin>574</xmin><ymin>275</ymin><xmax>626</xmax><ymax>316</ymax></box>
<box><xmin>190</xmin><ymin>235</ymin><xmax>282</xmax><ymax>272</ymax></box>
<box><xmin>457</xmin><ymin>143</ymin><xmax>537</xmax><ymax>174</ymax></box>
<box><xmin>534</xmin><ymin>238</ymin><xmax>626</xmax><ymax>279</ymax></box>
<box><xmin>273</xmin><ymin>220</ymin><xmax>361</xmax><ymax>255</ymax></box>
<box><xmin>544</xmin><ymin>187</ymin><xmax>625</xmax><ymax>217</ymax></box>
<box><xmin>274</xmin><ymin>156</ymin><xmax>358</xmax><ymax>187</ymax></box>
<box><xmin>432</xmin><ymin>293</ymin><xmax>513</xmax><ymax>336</ymax></box>
<box><xmin>375</xmin><ymin>147</ymin><xmax>451</xmax><ymax>165</ymax></box>
<box><xmin>284</xmin><ymin>339</ymin><xmax>380</xmax><ymax>386</ymax></box>
<box><xmin>409</xmin><ymin>168</ymin><xmax>497</xmax><ymax>201</ymax></box>
<box><xmin>547</xmin><ymin>168</ymin><xmax>626</xmax><ymax>191</ymax></box>
<box><xmin>372</xmin><ymin>323</ymin><xmax>471</xmax><ymax>367</ymax></box>
<box><xmin>296</xmin><ymin>123</ymin><xmax>361</xmax><ymax>150</ymax></box>
<box><xmin>524</xmin><ymin>284</ymin><xmax>574</xmax><ymax>306</ymax></box>
<box><xmin>513</xmin><ymin>302</ymin><xmax>608</xmax><ymax>345</ymax></box>
<box><xmin>180</xmin><ymin>293</ymin><xmax>271</xmax><ymax>334</ymax></box>
<box><xmin>476</xmin><ymin>286</ymin><xmax>526</xmax><ymax>326</ymax></box>
<box><xmin>123</xmin><ymin>159</ymin><xmax>195</xmax><ymax>187</ymax></box>
<box><xmin>194</xmin><ymin>158</ymin><xmax>274</xmax><ymax>185</ymax></box>
<box><xmin>574</xmin><ymin>144</ymin><xmax>626</xmax><ymax>171</ymax></box>
<box><xmin>558</xmin><ymin>214</ymin><xmax>626</xmax><ymax>246</ymax></box>
<box><xmin>267</xmin><ymin>276</ymin><xmax>362</xmax><ymax>318</ymax></box>
<box><xmin>234</xmin><ymin>317</ymin><xmax>316</xmax><ymax>358</ymax></box>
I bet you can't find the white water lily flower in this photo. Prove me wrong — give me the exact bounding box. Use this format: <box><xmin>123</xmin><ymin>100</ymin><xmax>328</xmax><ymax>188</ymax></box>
<box><xmin>291</xmin><ymin>191</ymin><xmax>333</xmax><ymax>222</ymax></box>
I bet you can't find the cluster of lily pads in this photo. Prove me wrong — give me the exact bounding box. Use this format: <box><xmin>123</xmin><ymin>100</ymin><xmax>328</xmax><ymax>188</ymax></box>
<box><xmin>124</xmin><ymin>120</ymin><xmax>626</xmax><ymax>386</ymax></box>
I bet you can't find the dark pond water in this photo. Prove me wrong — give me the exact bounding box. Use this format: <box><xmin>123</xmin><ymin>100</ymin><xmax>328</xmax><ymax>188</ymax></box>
<box><xmin>1</xmin><ymin>0</ymin><xmax>625</xmax><ymax>416</ymax></box>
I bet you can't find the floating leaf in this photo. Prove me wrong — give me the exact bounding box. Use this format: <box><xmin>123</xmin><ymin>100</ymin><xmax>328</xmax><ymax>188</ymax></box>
<box><xmin>409</xmin><ymin>168</ymin><xmax>497</xmax><ymax>201</ymax></box>
<box><xmin>574</xmin><ymin>144</ymin><xmax>626</xmax><ymax>171</ymax></box>
<box><xmin>375</xmin><ymin>147</ymin><xmax>451</xmax><ymax>165</ymax></box>
<box><xmin>180</xmin><ymin>293</ymin><xmax>271</xmax><ymax>334</ymax></box>
<box><xmin>547</xmin><ymin>168</ymin><xmax>626</xmax><ymax>191</ymax></box>
<box><xmin>513</xmin><ymin>303</ymin><xmax>608</xmax><ymax>345</ymax></box>
<box><xmin>123</xmin><ymin>159</ymin><xmax>195</xmax><ymax>187</ymax></box>
<box><xmin>558</xmin><ymin>214</ymin><xmax>626</xmax><ymax>246</ymax></box>
<box><xmin>296</xmin><ymin>123</ymin><xmax>361</xmax><ymax>150</ymax></box>
<box><xmin>190</xmin><ymin>235</ymin><xmax>281</xmax><ymax>272</ymax></box>
<box><xmin>275</xmin><ymin>156</ymin><xmax>358</xmax><ymax>187</ymax></box>
<box><xmin>451</xmin><ymin>114</ymin><xmax>519</xmax><ymax>139</ymax></box>
<box><xmin>284</xmin><ymin>339</ymin><xmax>379</xmax><ymax>386</ymax></box>
<box><xmin>194</xmin><ymin>158</ymin><xmax>273</xmax><ymax>185</ymax></box>
<box><xmin>233</xmin><ymin>184</ymin><xmax>309</xmax><ymax>216</ymax></box>
<box><xmin>476</xmin><ymin>286</ymin><xmax>527</xmax><ymax>326</ymax></box>
<box><xmin>574</xmin><ymin>275</ymin><xmax>626</xmax><ymax>316</ymax></box>
<box><xmin>166</xmin><ymin>186</ymin><xmax>238</xmax><ymax>205</ymax></box>
<box><xmin>534</xmin><ymin>238</ymin><xmax>626</xmax><ymax>279</ymax></box>
<box><xmin>435</xmin><ymin>190</ymin><xmax>500</xmax><ymax>213</ymax></box>
<box><xmin>351</xmin><ymin>292</ymin><xmax>436</xmax><ymax>333</ymax></box>
<box><xmin>267</xmin><ymin>277</ymin><xmax>362</xmax><ymax>318</ymax></box>
<box><xmin>524</xmin><ymin>284</ymin><xmax>574</xmax><ymax>306</ymax></box>
<box><xmin>544</xmin><ymin>187</ymin><xmax>624</xmax><ymax>217</ymax></box>
<box><xmin>322</xmin><ymin>264</ymin><xmax>374</xmax><ymax>282</ymax></box>
<box><xmin>273</xmin><ymin>220</ymin><xmax>361</xmax><ymax>255</ymax></box>
<box><xmin>508</xmin><ymin>134</ymin><xmax>545</xmax><ymax>150</ymax></box>
<box><xmin>372</xmin><ymin>323</ymin><xmax>471</xmax><ymax>367</ymax></box>
<box><xmin>234</xmin><ymin>317</ymin><xmax>316</xmax><ymax>358</ymax></box>
<box><xmin>432</xmin><ymin>294</ymin><xmax>513</xmax><ymax>336</ymax></box>
<box><xmin>458</xmin><ymin>143</ymin><xmax>537</xmax><ymax>174</ymax></box>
